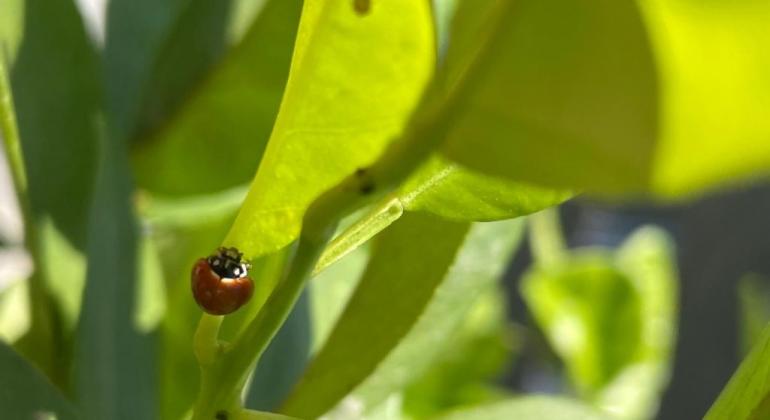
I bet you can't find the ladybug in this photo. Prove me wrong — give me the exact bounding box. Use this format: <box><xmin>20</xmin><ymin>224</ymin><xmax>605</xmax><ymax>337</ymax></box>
<box><xmin>191</xmin><ymin>247</ymin><xmax>254</xmax><ymax>315</ymax></box>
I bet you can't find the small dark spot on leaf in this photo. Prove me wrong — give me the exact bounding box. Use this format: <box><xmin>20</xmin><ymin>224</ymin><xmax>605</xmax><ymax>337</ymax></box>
<box><xmin>353</xmin><ymin>0</ymin><xmax>370</xmax><ymax>15</ymax></box>
<box><xmin>355</xmin><ymin>167</ymin><xmax>368</xmax><ymax>177</ymax></box>
<box><xmin>215</xmin><ymin>410</ymin><xmax>228</xmax><ymax>420</ymax></box>
<box><xmin>360</xmin><ymin>181</ymin><xmax>375</xmax><ymax>195</ymax></box>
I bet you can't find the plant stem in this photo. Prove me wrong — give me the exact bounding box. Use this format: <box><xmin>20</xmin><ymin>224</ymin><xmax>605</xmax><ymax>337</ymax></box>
<box><xmin>312</xmin><ymin>195</ymin><xmax>403</xmax><ymax>275</ymax></box>
<box><xmin>529</xmin><ymin>208</ymin><xmax>567</xmax><ymax>266</ymax></box>
<box><xmin>194</xmin><ymin>314</ymin><xmax>225</xmax><ymax>366</ymax></box>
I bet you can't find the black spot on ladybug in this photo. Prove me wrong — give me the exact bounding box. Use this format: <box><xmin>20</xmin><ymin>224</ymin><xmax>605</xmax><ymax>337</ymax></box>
<box><xmin>355</xmin><ymin>167</ymin><xmax>368</xmax><ymax>177</ymax></box>
<box><xmin>215</xmin><ymin>410</ymin><xmax>228</xmax><ymax>420</ymax></box>
<box><xmin>192</xmin><ymin>247</ymin><xmax>255</xmax><ymax>315</ymax></box>
<box><xmin>353</xmin><ymin>0</ymin><xmax>370</xmax><ymax>15</ymax></box>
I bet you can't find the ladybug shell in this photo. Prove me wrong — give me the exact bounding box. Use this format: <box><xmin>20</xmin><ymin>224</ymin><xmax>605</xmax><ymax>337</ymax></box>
<box><xmin>191</xmin><ymin>258</ymin><xmax>254</xmax><ymax>315</ymax></box>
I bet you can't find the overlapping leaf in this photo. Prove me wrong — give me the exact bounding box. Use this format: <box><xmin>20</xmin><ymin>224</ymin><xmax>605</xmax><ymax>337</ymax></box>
<box><xmin>427</xmin><ymin>0</ymin><xmax>770</xmax><ymax>198</ymax></box>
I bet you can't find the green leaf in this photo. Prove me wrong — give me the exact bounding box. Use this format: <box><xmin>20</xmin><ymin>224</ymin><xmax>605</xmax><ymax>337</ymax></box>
<box><xmin>313</xmin><ymin>159</ymin><xmax>567</xmax><ymax>276</ymax></box>
<box><xmin>0</xmin><ymin>260</ymin><xmax>30</xmax><ymax>343</ymax></box>
<box><xmin>309</xmin><ymin>240</ymin><xmax>370</xmax><ymax>351</ymax></box>
<box><xmin>596</xmin><ymin>227</ymin><xmax>678</xmax><ymax>419</ymax></box>
<box><xmin>400</xmin><ymin>157</ymin><xmax>571</xmax><ymax>222</ymax></box>
<box><xmin>433</xmin><ymin>396</ymin><xmax>611</xmax><ymax>420</ymax></box>
<box><xmin>281</xmin><ymin>216</ymin><xmax>524</xmax><ymax>418</ymax></box>
<box><xmin>401</xmin><ymin>291</ymin><xmax>513</xmax><ymax>418</ymax></box>
<box><xmin>525</xmin><ymin>254</ymin><xmax>641</xmax><ymax>395</ymax></box>
<box><xmin>433</xmin><ymin>0</ymin><xmax>770</xmax><ymax>198</ymax></box>
<box><xmin>75</xmin><ymin>134</ymin><xmax>157</xmax><ymax>420</ymax></box>
<box><xmin>522</xmin><ymin>227</ymin><xmax>677</xmax><ymax>419</ymax></box>
<box><xmin>706</xmin><ymin>324</ymin><xmax>770</xmax><ymax>420</ymax></box>
<box><xmin>351</xmin><ymin>219</ymin><xmax>524</xmax><ymax>412</ymax></box>
<box><xmin>0</xmin><ymin>341</ymin><xmax>79</xmax><ymax>420</ymax></box>
<box><xmin>5</xmin><ymin>0</ymin><xmax>99</xmax><ymax>253</ymax></box>
<box><xmin>738</xmin><ymin>274</ymin><xmax>770</xmax><ymax>356</ymax></box>
<box><xmin>4</xmin><ymin>0</ymin><xmax>100</xmax><ymax>390</ymax></box>
<box><xmin>224</xmin><ymin>0</ymin><xmax>435</xmax><ymax>257</ymax></box>
<box><xmin>130</xmin><ymin>0</ymin><xmax>269</xmax><ymax>139</ymax></box>
<box><xmin>280</xmin><ymin>213</ymin><xmax>469</xmax><ymax>419</ymax></box>
<box><xmin>131</xmin><ymin>0</ymin><xmax>303</xmax><ymax>195</ymax></box>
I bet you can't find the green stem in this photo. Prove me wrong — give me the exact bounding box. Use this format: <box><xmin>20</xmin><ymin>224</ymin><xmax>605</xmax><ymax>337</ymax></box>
<box><xmin>529</xmin><ymin>208</ymin><xmax>567</xmax><ymax>266</ymax></box>
<box><xmin>312</xmin><ymin>195</ymin><xmax>403</xmax><ymax>276</ymax></box>
<box><xmin>194</xmin><ymin>314</ymin><xmax>225</xmax><ymax>366</ymax></box>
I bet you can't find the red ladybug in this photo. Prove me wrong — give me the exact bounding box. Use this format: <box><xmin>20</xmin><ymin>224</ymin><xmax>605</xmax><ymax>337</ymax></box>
<box><xmin>191</xmin><ymin>247</ymin><xmax>254</xmax><ymax>315</ymax></box>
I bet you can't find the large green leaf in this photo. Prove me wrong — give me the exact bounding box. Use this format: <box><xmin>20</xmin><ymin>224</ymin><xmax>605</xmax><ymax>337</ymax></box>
<box><xmin>522</xmin><ymin>226</ymin><xmax>677</xmax><ymax>419</ymax></box>
<box><xmin>75</xmin><ymin>138</ymin><xmax>158</xmax><ymax>420</ymax></box>
<box><xmin>432</xmin><ymin>0</ymin><xmax>770</xmax><ymax>198</ymax></box>
<box><xmin>131</xmin><ymin>0</ymin><xmax>303</xmax><ymax>195</ymax></box>
<box><xmin>280</xmin><ymin>213</ymin><xmax>469</xmax><ymax>418</ymax></box>
<box><xmin>3</xmin><ymin>0</ymin><xmax>100</xmax><ymax>389</ymax></box>
<box><xmin>223</xmin><ymin>0</ymin><xmax>435</xmax><ymax>257</ymax></box>
<box><xmin>434</xmin><ymin>396</ymin><xmax>611</xmax><ymax>420</ymax></box>
<box><xmin>281</xmin><ymin>216</ymin><xmax>524</xmax><ymax>418</ymax></box>
<box><xmin>0</xmin><ymin>341</ymin><xmax>80</xmax><ymax>420</ymax></box>
<box><xmin>350</xmin><ymin>219</ymin><xmax>524</xmax><ymax>413</ymax></box>
<box><xmin>706</xmin><ymin>324</ymin><xmax>770</xmax><ymax>420</ymax></box>
<box><xmin>400</xmin><ymin>290</ymin><xmax>512</xmax><ymax>418</ymax></box>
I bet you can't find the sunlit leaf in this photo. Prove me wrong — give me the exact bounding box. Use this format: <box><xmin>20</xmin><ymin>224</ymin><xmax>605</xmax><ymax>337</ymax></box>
<box><xmin>431</xmin><ymin>0</ymin><xmax>770</xmax><ymax>198</ymax></box>
<box><xmin>314</xmin><ymin>159</ymin><xmax>567</xmax><ymax>276</ymax></box>
<box><xmin>350</xmin><ymin>219</ymin><xmax>524</xmax><ymax>412</ymax></box>
<box><xmin>280</xmin><ymin>213</ymin><xmax>469</xmax><ymax>419</ymax></box>
<box><xmin>400</xmin><ymin>157</ymin><xmax>571</xmax><ymax>222</ymax></box>
<box><xmin>401</xmin><ymin>291</ymin><xmax>513</xmax><ymax>418</ymax></box>
<box><xmin>282</xmin><ymin>216</ymin><xmax>524</xmax><ymax>418</ymax></box>
<box><xmin>224</xmin><ymin>0</ymin><xmax>435</xmax><ymax>257</ymax></box>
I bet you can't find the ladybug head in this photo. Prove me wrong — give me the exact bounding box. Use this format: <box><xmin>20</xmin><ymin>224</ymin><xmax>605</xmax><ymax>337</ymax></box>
<box><xmin>207</xmin><ymin>247</ymin><xmax>251</xmax><ymax>279</ymax></box>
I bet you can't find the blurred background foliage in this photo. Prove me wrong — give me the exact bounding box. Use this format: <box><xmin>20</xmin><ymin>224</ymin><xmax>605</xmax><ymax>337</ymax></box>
<box><xmin>0</xmin><ymin>0</ymin><xmax>769</xmax><ymax>419</ymax></box>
